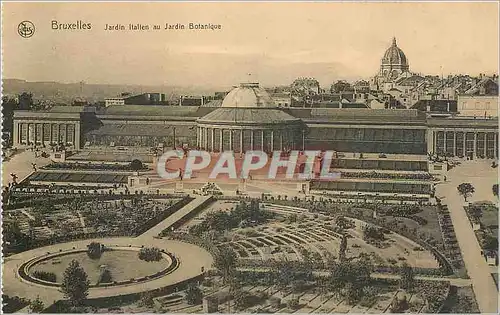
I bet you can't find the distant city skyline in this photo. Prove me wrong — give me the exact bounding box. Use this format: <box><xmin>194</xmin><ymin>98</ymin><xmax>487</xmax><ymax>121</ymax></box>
<box><xmin>2</xmin><ymin>2</ymin><xmax>499</xmax><ymax>88</ymax></box>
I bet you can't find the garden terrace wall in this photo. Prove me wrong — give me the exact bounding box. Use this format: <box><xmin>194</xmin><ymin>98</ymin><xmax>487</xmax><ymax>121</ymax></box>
<box><xmin>42</xmin><ymin>162</ymin><xmax>150</xmax><ymax>171</ymax></box>
<box><xmin>310</xmin><ymin>180</ymin><xmax>432</xmax><ymax>194</ymax></box>
<box><xmin>331</xmin><ymin>159</ymin><xmax>428</xmax><ymax>171</ymax></box>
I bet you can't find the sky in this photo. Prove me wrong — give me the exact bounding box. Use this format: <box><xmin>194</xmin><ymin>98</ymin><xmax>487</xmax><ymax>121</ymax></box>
<box><xmin>2</xmin><ymin>2</ymin><xmax>499</xmax><ymax>88</ymax></box>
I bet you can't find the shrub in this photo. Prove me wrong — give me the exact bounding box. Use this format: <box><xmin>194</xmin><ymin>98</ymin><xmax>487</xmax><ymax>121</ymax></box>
<box><xmin>130</xmin><ymin>159</ymin><xmax>144</xmax><ymax>171</ymax></box>
<box><xmin>269</xmin><ymin>297</ymin><xmax>281</xmax><ymax>308</ymax></box>
<box><xmin>32</xmin><ymin>271</ymin><xmax>57</xmax><ymax>283</ymax></box>
<box><xmin>138</xmin><ymin>247</ymin><xmax>162</xmax><ymax>262</ymax></box>
<box><xmin>185</xmin><ymin>283</ymin><xmax>203</xmax><ymax>305</ymax></box>
<box><xmin>138</xmin><ymin>292</ymin><xmax>155</xmax><ymax>308</ymax></box>
<box><xmin>390</xmin><ymin>294</ymin><xmax>408</xmax><ymax>313</ymax></box>
<box><xmin>287</xmin><ymin>297</ymin><xmax>300</xmax><ymax>310</ymax></box>
<box><xmin>87</xmin><ymin>242</ymin><xmax>104</xmax><ymax>260</ymax></box>
<box><xmin>202</xmin><ymin>278</ymin><xmax>213</xmax><ymax>287</ymax></box>
<box><xmin>362</xmin><ymin>224</ymin><xmax>385</xmax><ymax>242</ymax></box>
<box><xmin>99</xmin><ymin>269</ymin><xmax>112</xmax><ymax>283</ymax></box>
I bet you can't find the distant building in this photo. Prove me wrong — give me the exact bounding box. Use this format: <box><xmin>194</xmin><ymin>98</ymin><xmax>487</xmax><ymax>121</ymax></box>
<box><xmin>271</xmin><ymin>92</ymin><xmax>292</xmax><ymax>108</ymax></box>
<box><xmin>457</xmin><ymin>95</ymin><xmax>498</xmax><ymax>118</ymax></box>
<box><xmin>104</xmin><ymin>98</ymin><xmax>125</xmax><ymax>106</ymax></box>
<box><xmin>104</xmin><ymin>93</ymin><xmax>168</xmax><ymax>107</ymax></box>
<box><xmin>291</xmin><ymin>78</ymin><xmax>321</xmax><ymax>96</ymax></box>
<box><xmin>371</xmin><ymin>37</ymin><xmax>412</xmax><ymax>92</ymax></box>
<box><xmin>464</xmin><ymin>77</ymin><xmax>498</xmax><ymax>96</ymax></box>
<box><xmin>179</xmin><ymin>96</ymin><xmax>204</xmax><ymax>107</ymax></box>
<box><xmin>412</xmin><ymin>99</ymin><xmax>458</xmax><ymax>115</ymax></box>
<box><xmin>353</xmin><ymin>80</ymin><xmax>370</xmax><ymax>93</ymax></box>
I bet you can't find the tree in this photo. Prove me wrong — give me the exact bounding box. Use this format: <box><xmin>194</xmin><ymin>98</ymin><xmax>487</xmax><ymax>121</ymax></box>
<box><xmin>457</xmin><ymin>183</ymin><xmax>475</xmax><ymax>202</ymax></box>
<box><xmin>87</xmin><ymin>242</ymin><xmax>103</xmax><ymax>259</ymax></box>
<box><xmin>185</xmin><ymin>283</ymin><xmax>203</xmax><ymax>305</ymax></box>
<box><xmin>335</xmin><ymin>216</ymin><xmax>353</xmax><ymax>230</ymax></box>
<box><xmin>130</xmin><ymin>159</ymin><xmax>144</xmax><ymax>171</ymax></box>
<box><xmin>213</xmin><ymin>247</ymin><xmax>237</xmax><ymax>284</ymax></box>
<box><xmin>99</xmin><ymin>269</ymin><xmax>113</xmax><ymax>284</ymax></box>
<box><xmin>331</xmin><ymin>80</ymin><xmax>353</xmax><ymax>93</ymax></box>
<box><xmin>338</xmin><ymin>234</ymin><xmax>348</xmax><ymax>262</ymax></box>
<box><xmin>138</xmin><ymin>292</ymin><xmax>155</xmax><ymax>308</ymax></box>
<box><xmin>2</xmin><ymin>97</ymin><xmax>19</xmax><ymax>136</ymax></box>
<box><xmin>493</xmin><ymin>184</ymin><xmax>498</xmax><ymax>198</ymax></box>
<box><xmin>399</xmin><ymin>263</ymin><xmax>414</xmax><ymax>292</ymax></box>
<box><xmin>328</xmin><ymin>256</ymin><xmax>372</xmax><ymax>305</ymax></box>
<box><xmin>3</xmin><ymin>221</ymin><xmax>29</xmax><ymax>248</ymax></box>
<box><xmin>61</xmin><ymin>260</ymin><xmax>90</xmax><ymax>306</ymax></box>
<box><xmin>29</xmin><ymin>296</ymin><xmax>45</xmax><ymax>313</ymax></box>
<box><xmin>18</xmin><ymin>92</ymin><xmax>34</xmax><ymax>110</ymax></box>
<box><xmin>390</xmin><ymin>293</ymin><xmax>408</xmax><ymax>313</ymax></box>
<box><xmin>362</xmin><ymin>224</ymin><xmax>385</xmax><ymax>242</ymax></box>
<box><xmin>286</xmin><ymin>297</ymin><xmax>300</xmax><ymax>310</ymax></box>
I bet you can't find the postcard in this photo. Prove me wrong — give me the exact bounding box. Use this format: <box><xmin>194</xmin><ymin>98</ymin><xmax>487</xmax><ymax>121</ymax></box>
<box><xmin>1</xmin><ymin>1</ymin><xmax>498</xmax><ymax>314</ymax></box>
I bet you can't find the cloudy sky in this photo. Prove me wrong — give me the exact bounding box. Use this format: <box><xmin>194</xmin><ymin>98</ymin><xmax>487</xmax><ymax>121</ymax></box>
<box><xmin>2</xmin><ymin>2</ymin><xmax>498</xmax><ymax>88</ymax></box>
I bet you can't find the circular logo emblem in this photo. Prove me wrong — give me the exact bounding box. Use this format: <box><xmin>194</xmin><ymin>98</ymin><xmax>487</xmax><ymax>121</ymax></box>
<box><xmin>18</xmin><ymin>21</ymin><xmax>35</xmax><ymax>38</ymax></box>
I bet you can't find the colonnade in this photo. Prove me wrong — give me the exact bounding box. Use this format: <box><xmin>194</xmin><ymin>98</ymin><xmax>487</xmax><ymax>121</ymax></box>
<box><xmin>196</xmin><ymin>126</ymin><xmax>300</xmax><ymax>153</ymax></box>
<box><xmin>14</xmin><ymin>121</ymin><xmax>80</xmax><ymax>149</ymax></box>
<box><xmin>429</xmin><ymin>129</ymin><xmax>498</xmax><ymax>159</ymax></box>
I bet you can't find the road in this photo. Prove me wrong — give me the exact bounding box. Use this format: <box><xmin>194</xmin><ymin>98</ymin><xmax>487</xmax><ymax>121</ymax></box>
<box><xmin>2</xmin><ymin>150</ymin><xmax>51</xmax><ymax>186</ymax></box>
<box><xmin>435</xmin><ymin>160</ymin><xmax>498</xmax><ymax>313</ymax></box>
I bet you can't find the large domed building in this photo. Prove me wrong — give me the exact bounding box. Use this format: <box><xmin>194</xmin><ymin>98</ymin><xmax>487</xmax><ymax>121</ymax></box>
<box><xmin>372</xmin><ymin>37</ymin><xmax>413</xmax><ymax>91</ymax></box>
<box><xmin>380</xmin><ymin>37</ymin><xmax>409</xmax><ymax>79</ymax></box>
<box><xmin>196</xmin><ymin>83</ymin><xmax>304</xmax><ymax>153</ymax></box>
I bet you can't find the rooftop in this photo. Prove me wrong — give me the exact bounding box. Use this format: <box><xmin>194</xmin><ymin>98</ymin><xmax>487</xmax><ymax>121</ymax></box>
<box><xmin>284</xmin><ymin>108</ymin><xmax>427</xmax><ymax>124</ymax></box>
<box><xmin>97</xmin><ymin>105</ymin><xmax>215</xmax><ymax>118</ymax></box>
<box><xmin>197</xmin><ymin>107</ymin><xmax>300</xmax><ymax>125</ymax></box>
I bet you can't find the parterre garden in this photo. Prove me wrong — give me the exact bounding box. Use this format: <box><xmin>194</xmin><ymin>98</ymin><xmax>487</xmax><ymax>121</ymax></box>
<box><xmin>2</xmin><ymin>196</ymin><xmax>183</xmax><ymax>254</ymax></box>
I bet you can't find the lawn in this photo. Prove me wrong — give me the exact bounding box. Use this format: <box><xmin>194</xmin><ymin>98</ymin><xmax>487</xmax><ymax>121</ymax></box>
<box><xmin>29</xmin><ymin>249</ymin><xmax>169</xmax><ymax>284</ymax></box>
<box><xmin>477</xmin><ymin>202</ymin><xmax>499</xmax><ymax>233</ymax></box>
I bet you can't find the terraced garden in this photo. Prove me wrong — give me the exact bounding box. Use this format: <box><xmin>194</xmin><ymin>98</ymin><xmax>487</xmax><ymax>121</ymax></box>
<box><xmin>190</xmin><ymin>201</ymin><xmax>439</xmax><ymax>270</ymax></box>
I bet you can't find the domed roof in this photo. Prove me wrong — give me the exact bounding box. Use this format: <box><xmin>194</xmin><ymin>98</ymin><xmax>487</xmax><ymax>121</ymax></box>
<box><xmin>382</xmin><ymin>37</ymin><xmax>408</xmax><ymax>66</ymax></box>
<box><xmin>221</xmin><ymin>83</ymin><xmax>276</xmax><ymax>108</ymax></box>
